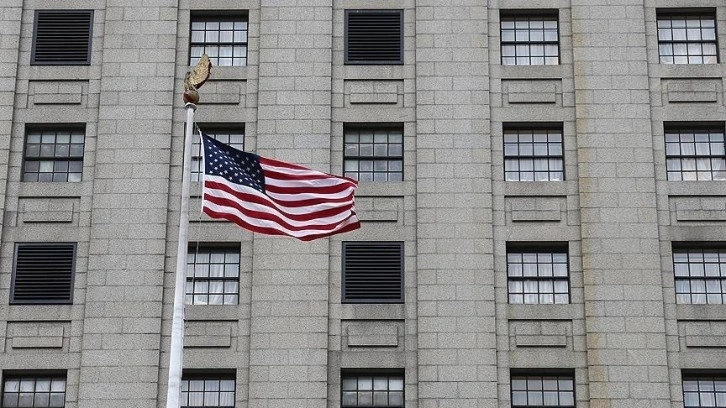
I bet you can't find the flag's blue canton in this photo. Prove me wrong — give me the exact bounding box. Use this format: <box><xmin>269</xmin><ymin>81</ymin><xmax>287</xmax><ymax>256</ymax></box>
<box><xmin>202</xmin><ymin>134</ymin><xmax>266</xmax><ymax>193</ymax></box>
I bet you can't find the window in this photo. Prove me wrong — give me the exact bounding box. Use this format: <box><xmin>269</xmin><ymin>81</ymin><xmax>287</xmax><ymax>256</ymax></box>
<box><xmin>193</xmin><ymin>128</ymin><xmax>245</xmax><ymax>182</ymax></box>
<box><xmin>683</xmin><ymin>374</ymin><xmax>726</xmax><ymax>407</ymax></box>
<box><xmin>511</xmin><ymin>372</ymin><xmax>575</xmax><ymax>407</ymax></box>
<box><xmin>341</xmin><ymin>371</ymin><xmax>404</xmax><ymax>407</ymax></box>
<box><xmin>181</xmin><ymin>372</ymin><xmax>235</xmax><ymax>408</ymax></box>
<box><xmin>504</xmin><ymin>126</ymin><xmax>564</xmax><ymax>181</ymax></box>
<box><xmin>673</xmin><ymin>246</ymin><xmax>726</xmax><ymax>304</ymax></box>
<box><xmin>501</xmin><ymin>13</ymin><xmax>559</xmax><ymax>65</ymax></box>
<box><xmin>665</xmin><ymin>125</ymin><xmax>725</xmax><ymax>181</ymax></box>
<box><xmin>344</xmin><ymin>125</ymin><xmax>403</xmax><ymax>182</ymax></box>
<box><xmin>345</xmin><ymin>10</ymin><xmax>403</xmax><ymax>64</ymax></box>
<box><xmin>2</xmin><ymin>373</ymin><xmax>66</xmax><ymax>407</ymax></box>
<box><xmin>342</xmin><ymin>242</ymin><xmax>403</xmax><ymax>304</ymax></box>
<box><xmin>23</xmin><ymin>128</ymin><xmax>85</xmax><ymax>182</ymax></box>
<box><xmin>11</xmin><ymin>244</ymin><xmax>76</xmax><ymax>305</ymax></box>
<box><xmin>657</xmin><ymin>11</ymin><xmax>718</xmax><ymax>64</ymax></box>
<box><xmin>190</xmin><ymin>15</ymin><xmax>248</xmax><ymax>66</ymax></box>
<box><xmin>32</xmin><ymin>10</ymin><xmax>93</xmax><ymax>65</ymax></box>
<box><xmin>507</xmin><ymin>244</ymin><xmax>569</xmax><ymax>304</ymax></box>
<box><xmin>186</xmin><ymin>245</ymin><xmax>240</xmax><ymax>305</ymax></box>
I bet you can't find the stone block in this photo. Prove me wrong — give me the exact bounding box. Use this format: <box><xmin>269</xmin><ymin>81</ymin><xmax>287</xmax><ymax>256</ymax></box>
<box><xmin>670</xmin><ymin>196</ymin><xmax>726</xmax><ymax>223</ymax></box>
<box><xmin>184</xmin><ymin>321</ymin><xmax>234</xmax><ymax>348</ymax></box>
<box><xmin>345</xmin><ymin>80</ymin><xmax>402</xmax><ymax>105</ymax></box>
<box><xmin>343</xmin><ymin>320</ymin><xmax>403</xmax><ymax>348</ymax></box>
<box><xmin>663</xmin><ymin>78</ymin><xmax>720</xmax><ymax>104</ymax></box>
<box><xmin>509</xmin><ymin>320</ymin><xmax>571</xmax><ymax>348</ymax></box>
<box><xmin>506</xmin><ymin>196</ymin><xmax>565</xmax><ymax>223</ymax></box>
<box><xmin>6</xmin><ymin>321</ymin><xmax>69</xmax><ymax>350</ymax></box>
<box><xmin>503</xmin><ymin>79</ymin><xmax>561</xmax><ymax>105</ymax></box>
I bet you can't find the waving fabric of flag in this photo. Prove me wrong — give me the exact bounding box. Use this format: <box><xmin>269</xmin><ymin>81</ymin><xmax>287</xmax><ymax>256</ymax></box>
<box><xmin>200</xmin><ymin>133</ymin><xmax>361</xmax><ymax>241</ymax></box>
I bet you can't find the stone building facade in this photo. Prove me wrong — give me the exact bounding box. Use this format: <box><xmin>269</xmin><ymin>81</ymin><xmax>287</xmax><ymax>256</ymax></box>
<box><xmin>0</xmin><ymin>0</ymin><xmax>725</xmax><ymax>407</ymax></box>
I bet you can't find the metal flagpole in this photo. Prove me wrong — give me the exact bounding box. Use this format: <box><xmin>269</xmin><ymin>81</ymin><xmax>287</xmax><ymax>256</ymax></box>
<box><xmin>167</xmin><ymin>102</ymin><xmax>196</xmax><ymax>408</ymax></box>
<box><xmin>167</xmin><ymin>55</ymin><xmax>210</xmax><ymax>408</ymax></box>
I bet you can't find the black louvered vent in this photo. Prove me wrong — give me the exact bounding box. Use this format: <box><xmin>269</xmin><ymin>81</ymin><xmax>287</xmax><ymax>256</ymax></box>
<box><xmin>343</xmin><ymin>242</ymin><xmax>403</xmax><ymax>303</ymax></box>
<box><xmin>12</xmin><ymin>244</ymin><xmax>76</xmax><ymax>304</ymax></box>
<box><xmin>346</xmin><ymin>10</ymin><xmax>403</xmax><ymax>64</ymax></box>
<box><xmin>32</xmin><ymin>10</ymin><xmax>93</xmax><ymax>65</ymax></box>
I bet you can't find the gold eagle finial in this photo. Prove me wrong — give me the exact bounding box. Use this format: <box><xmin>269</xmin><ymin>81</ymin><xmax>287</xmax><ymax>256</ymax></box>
<box><xmin>183</xmin><ymin>54</ymin><xmax>212</xmax><ymax>104</ymax></box>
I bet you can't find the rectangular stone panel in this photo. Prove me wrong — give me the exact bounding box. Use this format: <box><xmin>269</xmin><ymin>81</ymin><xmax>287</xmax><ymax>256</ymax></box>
<box><xmin>680</xmin><ymin>321</ymin><xmax>726</xmax><ymax>349</ymax></box>
<box><xmin>503</xmin><ymin>79</ymin><xmax>560</xmax><ymax>104</ymax></box>
<box><xmin>345</xmin><ymin>80</ymin><xmax>402</xmax><ymax>105</ymax></box>
<box><xmin>663</xmin><ymin>78</ymin><xmax>720</xmax><ymax>103</ymax></box>
<box><xmin>18</xmin><ymin>197</ymin><xmax>79</xmax><ymax>224</ymax></box>
<box><xmin>356</xmin><ymin>196</ymin><xmax>403</xmax><ymax>223</ymax></box>
<box><xmin>506</xmin><ymin>196</ymin><xmax>565</xmax><ymax>223</ymax></box>
<box><xmin>184</xmin><ymin>321</ymin><xmax>233</xmax><ymax>348</ymax></box>
<box><xmin>670</xmin><ymin>196</ymin><xmax>726</xmax><ymax>222</ymax></box>
<box><xmin>199</xmin><ymin>80</ymin><xmax>245</xmax><ymax>105</ymax></box>
<box><xmin>6</xmin><ymin>321</ymin><xmax>69</xmax><ymax>350</ymax></box>
<box><xmin>28</xmin><ymin>80</ymin><xmax>87</xmax><ymax>106</ymax></box>
<box><xmin>343</xmin><ymin>320</ymin><xmax>403</xmax><ymax>348</ymax></box>
<box><xmin>509</xmin><ymin>320</ymin><xmax>571</xmax><ymax>348</ymax></box>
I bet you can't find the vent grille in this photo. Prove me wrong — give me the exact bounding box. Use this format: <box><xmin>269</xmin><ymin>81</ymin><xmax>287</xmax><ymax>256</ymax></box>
<box><xmin>343</xmin><ymin>242</ymin><xmax>403</xmax><ymax>303</ymax></box>
<box><xmin>346</xmin><ymin>10</ymin><xmax>403</xmax><ymax>64</ymax></box>
<box><xmin>12</xmin><ymin>244</ymin><xmax>76</xmax><ymax>304</ymax></box>
<box><xmin>32</xmin><ymin>10</ymin><xmax>93</xmax><ymax>65</ymax></box>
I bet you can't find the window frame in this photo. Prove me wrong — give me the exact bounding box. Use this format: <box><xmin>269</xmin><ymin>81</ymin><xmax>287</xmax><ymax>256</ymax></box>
<box><xmin>341</xmin><ymin>369</ymin><xmax>404</xmax><ymax>408</ymax></box>
<box><xmin>664</xmin><ymin>122</ymin><xmax>726</xmax><ymax>181</ymax></box>
<box><xmin>500</xmin><ymin>10</ymin><xmax>560</xmax><ymax>66</ymax></box>
<box><xmin>342</xmin><ymin>241</ymin><xmax>404</xmax><ymax>304</ymax></box>
<box><xmin>343</xmin><ymin>123</ymin><xmax>404</xmax><ymax>182</ymax></box>
<box><xmin>503</xmin><ymin>123</ymin><xmax>565</xmax><ymax>182</ymax></box>
<box><xmin>181</xmin><ymin>370</ymin><xmax>236</xmax><ymax>408</ymax></box>
<box><xmin>22</xmin><ymin>125</ymin><xmax>86</xmax><ymax>183</ymax></box>
<box><xmin>506</xmin><ymin>242</ymin><xmax>570</xmax><ymax>305</ymax></box>
<box><xmin>345</xmin><ymin>9</ymin><xmax>404</xmax><ymax>65</ymax></box>
<box><xmin>188</xmin><ymin>12</ymin><xmax>249</xmax><ymax>67</ymax></box>
<box><xmin>31</xmin><ymin>9</ymin><xmax>93</xmax><ymax>66</ymax></box>
<box><xmin>656</xmin><ymin>9</ymin><xmax>719</xmax><ymax>65</ymax></box>
<box><xmin>510</xmin><ymin>369</ymin><xmax>576</xmax><ymax>408</ymax></box>
<box><xmin>672</xmin><ymin>243</ymin><xmax>726</xmax><ymax>305</ymax></box>
<box><xmin>186</xmin><ymin>244</ymin><xmax>241</xmax><ymax>306</ymax></box>
<box><xmin>1</xmin><ymin>371</ymin><xmax>67</xmax><ymax>408</ymax></box>
<box><xmin>682</xmin><ymin>370</ymin><xmax>726</xmax><ymax>408</ymax></box>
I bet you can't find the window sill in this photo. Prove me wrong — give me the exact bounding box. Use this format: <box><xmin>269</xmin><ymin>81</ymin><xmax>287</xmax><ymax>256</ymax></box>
<box><xmin>28</xmin><ymin>65</ymin><xmax>91</xmax><ymax>81</ymax></box>
<box><xmin>662</xmin><ymin>180</ymin><xmax>726</xmax><ymax>196</ymax></box>
<box><xmin>498</xmin><ymin>64</ymin><xmax>569</xmax><ymax>79</ymax></box>
<box><xmin>17</xmin><ymin>181</ymin><xmax>85</xmax><ymax>197</ymax></box>
<box><xmin>185</xmin><ymin>304</ymin><xmax>247</xmax><ymax>321</ymax></box>
<box><xmin>340</xmin><ymin>303</ymin><xmax>406</xmax><ymax>320</ymax></box>
<box><xmin>502</xmin><ymin>181</ymin><xmax>572</xmax><ymax>196</ymax></box>
<box><xmin>648</xmin><ymin>63</ymin><xmax>724</xmax><ymax>79</ymax></box>
<box><xmin>507</xmin><ymin>303</ymin><xmax>578</xmax><ymax>320</ymax></box>
<box><xmin>676</xmin><ymin>303</ymin><xmax>726</xmax><ymax>321</ymax></box>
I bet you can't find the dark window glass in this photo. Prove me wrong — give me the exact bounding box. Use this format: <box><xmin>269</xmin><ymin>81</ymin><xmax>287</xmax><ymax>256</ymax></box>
<box><xmin>346</xmin><ymin>10</ymin><xmax>403</xmax><ymax>64</ymax></box>
<box><xmin>683</xmin><ymin>376</ymin><xmax>726</xmax><ymax>408</ymax></box>
<box><xmin>32</xmin><ymin>10</ymin><xmax>93</xmax><ymax>65</ymax></box>
<box><xmin>344</xmin><ymin>126</ymin><xmax>403</xmax><ymax>182</ymax></box>
<box><xmin>674</xmin><ymin>248</ymin><xmax>726</xmax><ymax>305</ymax></box>
<box><xmin>501</xmin><ymin>14</ymin><xmax>559</xmax><ymax>65</ymax></box>
<box><xmin>658</xmin><ymin>13</ymin><xmax>718</xmax><ymax>64</ymax></box>
<box><xmin>342</xmin><ymin>372</ymin><xmax>404</xmax><ymax>407</ymax></box>
<box><xmin>192</xmin><ymin>128</ymin><xmax>245</xmax><ymax>182</ymax></box>
<box><xmin>343</xmin><ymin>242</ymin><xmax>404</xmax><ymax>303</ymax></box>
<box><xmin>665</xmin><ymin>126</ymin><xmax>726</xmax><ymax>181</ymax></box>
<box><xmin>507</xmin><ymin>246</ymin><xmax>569</xmax><ymax>304</ymax></box>
<box><xmin>23</xmin><ymin>129</ymin><xmax>85</xmax><ymax>182</ymax></box>
<box><xmin>186</xmin><ymin>246</ymin><xmax>240</xmax><ymax>305</ymax></box>
<box><xmin>2</xmin><ymin>374</ymin><xmax>66</xmax><ymax>407</ymax></box>
<box><xmin>504</xmin><ymin>127</ymin><xmax>564</xmax><ymax>181</ymax></box>
<box><xmin>181</xmin><ymin>373</ymin><xmax>235</xmax><ymax>408</ymax></box>
<box><xmin>11</xmin><ymin>244</ymin><xmax>76</xmax><ymax>305</ymax></box>
<box><xmin>190</xmin><ymin>17</ymin><xmax>248</xmax><ymax>66</ymax></box>
<box><xmin>511</xmin><ymin>374</ymin><xmax>575</xmax><ymax>407</ymax></box>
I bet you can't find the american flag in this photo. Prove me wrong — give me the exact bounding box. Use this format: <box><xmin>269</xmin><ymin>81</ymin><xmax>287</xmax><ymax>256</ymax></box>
<box><xmin>200</xmin><ymin>133</ymin><xmax>361</xmax><ymax>241</ymax></box>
